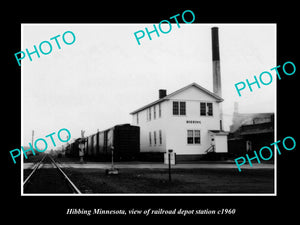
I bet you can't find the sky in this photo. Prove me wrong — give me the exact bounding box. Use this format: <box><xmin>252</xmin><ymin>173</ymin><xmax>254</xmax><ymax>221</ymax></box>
<box><xmin>21</xmin><ymin>23</ymin><xmax>276</xmax><ymax>149</ymax></box>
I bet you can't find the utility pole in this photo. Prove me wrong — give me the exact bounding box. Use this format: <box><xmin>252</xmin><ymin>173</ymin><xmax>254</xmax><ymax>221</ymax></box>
<box><xmin>81</xmin><ymin>130</ymin><xmax>85</xmax><ymax>138</ymax></box>
<box><xmin>31</xmin><ymin>130</ymin><xmax>34</xmax><ymax>147</ymax></box>
<box><xmin>168</xmin><ymin>149</ymin><xmax>173</xmax><ymax>182</ymax></box>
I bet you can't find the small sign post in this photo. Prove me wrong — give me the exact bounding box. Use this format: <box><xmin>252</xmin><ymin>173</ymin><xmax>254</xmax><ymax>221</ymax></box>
<box><xmin>106</xmin><ymin>146</ymin><xmax>119</xmax><ymax>175</ymax></box>
<box><xmin>168</xmin><ymin>149</ymin><xmax>173</xmax><ymax>182</ymax></box>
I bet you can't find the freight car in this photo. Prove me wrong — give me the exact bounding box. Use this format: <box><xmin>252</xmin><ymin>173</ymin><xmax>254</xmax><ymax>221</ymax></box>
<box><xmin>65</xmin><ymin>138</ymin><xmax>82</xmax><ymax>158</ymax></box>
<box><xmin>86</xmin><ymin>124</ymin><xmax>140</xmax><ymax>161</ymax></box>
<box><xmin>65</xmin><ymin>124</ymin><xmax>140</xmax><ymax>161</ymax></box>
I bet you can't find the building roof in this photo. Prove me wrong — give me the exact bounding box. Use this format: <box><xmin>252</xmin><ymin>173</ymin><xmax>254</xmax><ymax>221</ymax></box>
<box><xmin>230</xmin><ymin>112</ymin><xmax>274</xmax><ymax>133</ymax></box>
<box><xmin>209</xmin><ymin>130</ymin><xmax>229</xmax><ymax>135</ymax></box>
<box><xmin>130</xmin><ymin>82</ymin><xmax>223</xmax><ymax>115</ymax></box>
<box><xmin>239</xmin><ymin>123</ymin><xmax>274</xmax><ymax>136</ymax></box>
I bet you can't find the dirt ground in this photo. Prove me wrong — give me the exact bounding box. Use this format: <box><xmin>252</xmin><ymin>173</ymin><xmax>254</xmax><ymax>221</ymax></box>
<box><xmin>63</xmin><ymin>167</ymin><xmax>274</xmax><ymax>194</ymax></box>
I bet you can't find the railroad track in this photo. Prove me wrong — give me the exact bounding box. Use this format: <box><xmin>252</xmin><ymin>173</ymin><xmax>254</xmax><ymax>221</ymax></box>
<box><xmin>23</xmin><ymin>154</ymin><xmax>81</xmax><ymax>194</ymax></box>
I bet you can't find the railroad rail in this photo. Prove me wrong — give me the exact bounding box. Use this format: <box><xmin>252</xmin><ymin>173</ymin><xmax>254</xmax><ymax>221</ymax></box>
<box><xmin>48</xmin><ymin>154</ymin><xmax>81</xmax><ymax>194</ymax></box>
<box><xmin>23</xmin><ymin>154</ymin><xmax>81</xmax><ymax>194</ymax></box>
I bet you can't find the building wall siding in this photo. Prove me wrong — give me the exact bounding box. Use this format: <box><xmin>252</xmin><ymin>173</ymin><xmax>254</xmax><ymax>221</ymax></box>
<box><xmin>164</xmin><ymin>99</ymin><xmax>220</xmax><ymax>155</ymax></box>
<box><xmin>131</xmin><ymin>85</ymin><xmax>226</xmax><ymax>155</ymax></box>
<box><xmin>132</xmin><ymin>101</ymin><xmax>167</xmax><ymax>153</ymax></box>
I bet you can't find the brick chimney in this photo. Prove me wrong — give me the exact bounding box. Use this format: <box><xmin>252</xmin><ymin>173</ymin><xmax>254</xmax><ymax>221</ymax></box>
<box><xmin>159</xmin><ymin>89</ymin><xmax>167</xmax><ymax>99</ymax></box>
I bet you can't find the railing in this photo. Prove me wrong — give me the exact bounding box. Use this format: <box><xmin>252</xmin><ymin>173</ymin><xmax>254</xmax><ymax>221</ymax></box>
<box><xmin>204</xmin><ymin>145</ymin><xmax>215</xmax><ymax>154</ymax></box>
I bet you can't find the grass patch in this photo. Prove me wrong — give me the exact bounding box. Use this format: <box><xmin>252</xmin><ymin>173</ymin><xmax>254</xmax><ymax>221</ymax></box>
<box><xmin>63</xmin><ymin>168</ymin><xmax>274</xmax><ymax>194</ymax></box>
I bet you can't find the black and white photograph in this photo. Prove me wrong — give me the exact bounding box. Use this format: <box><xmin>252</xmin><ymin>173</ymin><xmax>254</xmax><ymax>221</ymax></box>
<box><xmin>21</xmin><ymin>23</ymin><xmax>276</xmax><ymax>195</ymax></box>
<box><xmin>3</xmin><ymin>4</ymin><xmax>298</xmax><ymax>221</ymax></box>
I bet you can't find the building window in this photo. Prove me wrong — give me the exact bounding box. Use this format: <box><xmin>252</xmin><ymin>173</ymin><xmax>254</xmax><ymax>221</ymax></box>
<box><xmin>200</xmin><ymin>102</ymin><xmax>206</xmax><ymax>116</ymax></box>
<box><xmin>136</xmin><ymin>113</ymin><xmax>139</xmax><ymax>124</ymax></box>
<box><xmin>159</xmin><ymin>130</ymin><xmax>162</xmax><ymax>145</ymax></box>
<box><xmin>154</xmin><ymin>105</ymin><xmax>156</xmax><ymax>119</ymax></box>
<box><xmin>187</xmin><ymin>130</ymin><xmax>201</xmax><ymax>144</ymax></box>
<box><xmin>154</xmin><ymin>131</ymin><xmax>157</xmax><ymax>145</ymax></box>
<box><xmin>207</xmin><ymin>103</ymin><xmax>213</xmax><ymax>116</ymax></box>
<box><xmin>187</xmin><ymin>130</ymin><xmax>194</xmax><ymax>144</ymax></box>
<box><xmin>173</xmin><ymin>102</ymin><xmax>179</xmax><ymax>115</ymax></box>
<box><xmin>200</xmin><ymin>102</ymin><xmax>213</xmax><ymax>116</ymax></box>
<box><xmin>173</xmin><ymin>101</ymin><xmax>186</xmax><ymax>116</ymax></box>
<box><xmin>194</xmin><ymin>130</ymin><xmax>201</xmax><ymax>144</ymax></box>
<box><xmin>149</xmin><ymin>132</ymin><xmax>152</xmax><ymax>146</ymax></box>
<box><xmin>180</xmin><ymin>102</ymin><xmax>186</xmax><ymax>115</ymax></box>
<box><xmin>158</xmin><ymin>103</ymin><xmax>161</xmax><ymax>117</ymax></box>
<box><xmin>149</xmin><ymin>108</ymin><xmax>151</xmax><ymax>120</ymax></box>
<box><xmin>146</xmin><ymin>109</ymin><xmax>149</xmax><ymax>121</ymax></box>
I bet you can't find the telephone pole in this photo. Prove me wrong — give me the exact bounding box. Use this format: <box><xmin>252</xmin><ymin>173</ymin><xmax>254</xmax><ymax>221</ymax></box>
<box><xmin>31</xmin><ymin>130</ymin><xmax>34</xmax><ymax>147</ymax></box>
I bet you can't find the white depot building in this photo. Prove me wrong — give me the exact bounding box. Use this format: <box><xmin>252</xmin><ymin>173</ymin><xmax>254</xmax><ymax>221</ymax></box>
<box><xmin>130</xmin><ymin>83</ymin><xmax>228</xmax><ymax>162</ymax></box>
<box><xmin>130</xmin><ymin>27</ymin><xmax>228</xmax><ymax>162</ymax></box>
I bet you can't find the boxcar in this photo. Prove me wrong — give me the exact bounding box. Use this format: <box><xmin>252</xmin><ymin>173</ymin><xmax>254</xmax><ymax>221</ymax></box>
<box><xmin>112</xmin><ymin>124</ymin><xmax>140</xmax><ymax>160</ymax></box>
<box><xmin>65</xmin><ymin>124</ymin><xmax>140</xmax><ymax>161</ymax></box>
<box><xmin>65</xmin><ymin>138</ymin><xmax>81</xmax><ymax>157</ymax></box>
<box><xmin>86</xmin><ymin>124</ymin><xmax>140</xmax><ymax>161</ymax></box>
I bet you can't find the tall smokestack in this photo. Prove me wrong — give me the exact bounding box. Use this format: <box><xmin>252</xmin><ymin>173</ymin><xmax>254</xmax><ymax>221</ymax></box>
<box><xmin>211</xmin><ymin>27</ymin><xmax>223</xmax><ymax>131</ymax></box>
<box><xmin>211</xmin><ymin>27</ymin><xmax>222</xmax><ymax>97</ymax></box>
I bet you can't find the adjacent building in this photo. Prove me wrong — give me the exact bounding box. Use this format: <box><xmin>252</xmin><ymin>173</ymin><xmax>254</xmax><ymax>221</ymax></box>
<box><xmin>228</xmin><ymin>102</ymin><xmax>274</xmax><ymax>156</ymax></box>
